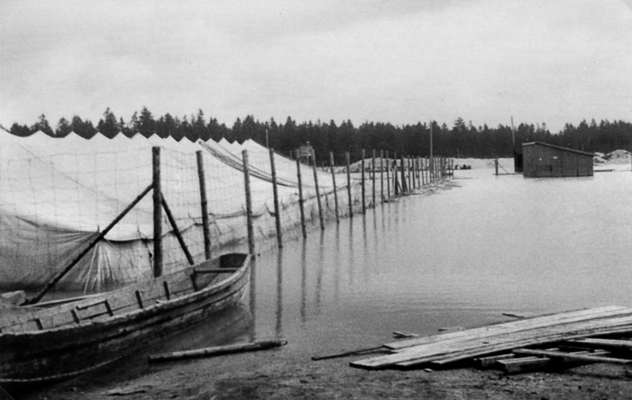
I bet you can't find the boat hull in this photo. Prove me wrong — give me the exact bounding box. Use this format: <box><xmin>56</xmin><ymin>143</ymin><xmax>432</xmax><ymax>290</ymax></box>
<box><xmin>0</xmin><ymin>253</ymin><xmax>250</xmax><ymax>384</ymax></box>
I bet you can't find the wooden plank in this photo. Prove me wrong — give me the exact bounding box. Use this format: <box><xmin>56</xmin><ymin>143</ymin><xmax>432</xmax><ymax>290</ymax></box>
<box><xmin>474</xmin><ymin>353</ymin><xmax>515</xmax><ymax>368</ymax></box>
<box><xmin>352</xmin><ymin>307</ymin><xmax>632</xmax><ymax>369</ymax></box>
<box><xmin>312</xmin><ymin>345</ymin><xmax>387</xmax><ymax>361</ymax></box>
<box><xmin>396</xmin><ymin>316</ymin><xmax>632</xmax><ymax>369</ymax></box>
<box><xmin>386</xmin><ymin>306</ymin><xmax>629</xmax><ymax>350</ymax></box>
<box><xmin>193</xmin><ymin>268</ymin><xmax>239</xmax><ymax>274</ymax></box>
<box><xmin>498</xmin><ymin>349</ymin><xmax>611</xmax><ymax>374</ymax></box>
<box><xmin>566</xmin><ymin>337</ymin><xmax>632</xmax><ymax>351</ymax></box>
<box><xmin>497</xmin><ymin>356</ymin><xmax>551</xmax><ymax>373</ymax></box>
<box><xmin>148</xmin><ymin>339</ymin><xmax>287</xmax><ymax>363</ymax></box>
<box><xmin>512</xmin><ymin>348</ymin><xmax>632</xmax><ymax>365</ymax></box>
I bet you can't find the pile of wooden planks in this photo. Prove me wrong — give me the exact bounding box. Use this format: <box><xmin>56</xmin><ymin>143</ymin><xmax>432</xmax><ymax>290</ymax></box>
<box><xmin>350</xmin><ymin>305</ymin><xmax>632</xmax><ymax>371</ymax></box>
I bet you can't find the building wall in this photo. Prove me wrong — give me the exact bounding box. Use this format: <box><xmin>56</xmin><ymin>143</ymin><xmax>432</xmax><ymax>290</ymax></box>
<box><xmin>523</xmin><ymin>144</ymin><xmax>593</xmax><ymax>177</ymax></box>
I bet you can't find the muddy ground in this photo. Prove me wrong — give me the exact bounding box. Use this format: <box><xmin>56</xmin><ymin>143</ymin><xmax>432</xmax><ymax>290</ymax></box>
<box><xmin>15</xmin><ymin>346</ymin><xmax>632</xmax><ymax>400</ymax></box>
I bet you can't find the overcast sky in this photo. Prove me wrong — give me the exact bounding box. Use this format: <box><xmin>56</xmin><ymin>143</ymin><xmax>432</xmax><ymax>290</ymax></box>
<box><xmin>2</xmin><ymin>0</ymin><xmax>632</xmax><ymax>132</ymax></box>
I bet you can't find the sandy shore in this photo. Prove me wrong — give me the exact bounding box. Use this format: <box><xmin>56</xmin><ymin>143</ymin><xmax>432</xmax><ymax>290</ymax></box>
<box><xmin>18</xmin><ymin>345</ymin><xmax>632</xmax><ymax>400</ymax></box>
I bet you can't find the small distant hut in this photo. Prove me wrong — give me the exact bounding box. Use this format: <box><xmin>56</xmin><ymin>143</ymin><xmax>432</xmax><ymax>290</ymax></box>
<box><xmin>296</xmin><ymin>142</ymin><xmax>314</xmax><ymax>162</ymax></box>
<box><xmin>522</xmin><ymin>142</ymin><xmax>594</xmax><ymax>178</ymax></box>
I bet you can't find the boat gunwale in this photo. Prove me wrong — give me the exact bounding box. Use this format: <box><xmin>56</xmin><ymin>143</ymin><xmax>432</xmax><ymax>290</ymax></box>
<box><xmin>0</xmin><ymin>253</ymin><xmax>250</xmax><ymax>339</ymax></box>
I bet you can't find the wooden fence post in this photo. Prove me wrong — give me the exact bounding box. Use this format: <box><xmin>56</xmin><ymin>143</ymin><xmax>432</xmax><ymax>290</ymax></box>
<box><xmin>242</xmin><ymin>150</ymin><xmax>255</xmax><ymax>255</ymax></box>
<box><xmin>295</xmin><ymin>151</ymin><xmax>307</xmax><ymax>238</ymax></box>
<box><xmin>196</xmin><ymin>151</ymin><xmax>211</xmax><ymax>260</ymax></box>
<box><xmin>269</xmin><ymin>148</ymin><xmax>283</xmax><ymax>248</ymax></box>
<box><xmin>417</xmin><ymin>157</ymin><xmax>421</xmax><ymax>188</ymax></box>
<box><xmin>312</xmin><ymin>152</ymin><xmax>325</xmax><ymax>230</ymax></box>
<box><xmin>371</xmin><ymin>149</ymin><xmax>376</xmax><ymax>207</ymax></box>
<box><xmin>346</xmin><ymin>151</ymin><xmax>353</xmax><ymax>218</ymax></box>
<box><xmin>386</xmin><ymin>150</ymin><xmax>391</xmax><ymax>199</ymax></box>
<box><xmin>361</xmin><ymin>149</ymin><xmax>366</xmax><ymax>214</ymax></box>
<box><xmin>152</xmin><ymin>146</ymin><xmax>162</xmax><ymax>278</ymax></box>
<box><xmin>329</xmin><ymin>152</ymin><xmax>339</xmax><ymax>224</ymax></box>
<box><xmin>380</xmin><ymin>150</ymin><xmax>384</xmax><ymax>203</ymax></box>
<box><xmin>400</xmin><ymin>154</ymin><xmax>407</xmax><ymax>194</ymax></box>
<box><xmin>393</xmin><ymin>153</ymin><xmax>399</xmax><ymax>196</ymax></box>
<box><xmin>406</xmin><ymin>157</ymin><xmax>415</xmax><ymax>193</ymax></box>
<box><xmin>161</xmin><ymin>195</ymin><xmax>194</xmax><ymax>265</ymax></box>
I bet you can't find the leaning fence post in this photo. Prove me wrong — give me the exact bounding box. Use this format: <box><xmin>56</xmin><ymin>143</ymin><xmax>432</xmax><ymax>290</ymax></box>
<box><xmin>269</xmin><ymin>148</ymin><xmax>283</xmax><ymax>248</ymax></box>
<box><xmin>295</xmin><ymin>151</ymin><xmax>307</xmax><ymax>238</ymax></box>
<box><xmin>312</xmin><ymin>151</ymin><xmax>325</xmax><ymax>230</ymax></box>
<box><xmin>152</xmin><ymin>146</ymin><xmax>163</xmax><ymax>278</ymax></box>
<box><xmin>161</xmin><ymin>194</ymin><xmax>194</xmax><ymax>265</ymax></box>
<box><xmin>329</xmin><ymin>152</ymin><xmax>339</xmax><ymax>224</ymax></box>
<box><xmin>242</xmin><ymin>150</ymin><xmax>255</xmax><ymax>256</ymax></box>
<box><xmin>196</xmin><ymin>151</ymin><xmax>211</xmax><ymax>260</ymax></box>
<box><xmin>361</xmin><ymin>149</ymin><xmax>366</xmax><ymax>213</ymax></box>
<box><xmin>386</xmin><ymin>150</ymin><xmax>391</xmax><ymax>199</ymax></box>
<box><xmin>371</xmin><ymin>149</ymin><xmax>376</xmax><ymax>207</ymax></box>
<box><xmin>380</xmin><ymin>150</ymin><xmax>384</xmax><ymax>203</ymax></box>
<box><xmin>346</xmin><ymin>151</ymin><xmax>353</xmax><ymax>218</ymax></box>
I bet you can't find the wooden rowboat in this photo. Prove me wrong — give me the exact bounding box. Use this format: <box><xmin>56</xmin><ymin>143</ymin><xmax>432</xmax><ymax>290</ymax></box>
<box><xmin>0</xmin><ymin>253</ymin><xmax>250</xmax><ymax>385</ymax></box>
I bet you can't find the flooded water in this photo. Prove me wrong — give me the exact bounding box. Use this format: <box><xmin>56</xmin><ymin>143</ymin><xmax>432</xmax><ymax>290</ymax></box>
<box><xmin>44</xmin><ymin>164</ymin><xmax>632</xmax><ymax>389</ymax></box>
<box><xmin>241</xmin><ymin>166</ymin><xmax>632</xmax><ymax>357</ymax></box>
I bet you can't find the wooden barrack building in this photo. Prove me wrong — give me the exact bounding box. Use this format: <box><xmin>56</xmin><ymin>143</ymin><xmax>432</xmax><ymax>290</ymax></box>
<box><xmin>522</xmin><ymin>142</ymin><xmax>594</xmax><ymax>178</ymax></box>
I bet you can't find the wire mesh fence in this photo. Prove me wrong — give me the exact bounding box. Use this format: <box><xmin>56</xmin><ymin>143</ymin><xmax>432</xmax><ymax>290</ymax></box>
<box><xmin>0</xmin><ymin>131</ymin><xmax>454</xmax><ymax>295</ymax></box>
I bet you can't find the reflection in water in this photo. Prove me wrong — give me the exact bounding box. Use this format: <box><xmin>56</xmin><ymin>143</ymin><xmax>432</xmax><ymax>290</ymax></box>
<box><xmin>314</xmin><ymin>231</ymin><xmax>324</xmax><ymax>315</ymax></box>
<box><xmin>334</xmin><ymin>224</ymin><xmax>340</xmax><ymax>303</ymax></box>
<box><xmin>247</xmin><ymin>169</ymin><xmax>632</xmax><ymax>358</ymax></box>
<box><xmin>275</xmin><ymin>251</ymin><xmax>283</xmax><ymax>338</ymax></box>
<box><xmin>249</xmin><ymin>256</ymin><xmax>257</xmax><ymax>341</ymax></box>
<box><xmin>300</xmin><ymin>240</ymin><xmax>307</xmax><ymax>323</ymax></box>
<box><xmin>348</xmin><ymin>216</ymin><xmax>354</xmax><ymax>286</ymax></box>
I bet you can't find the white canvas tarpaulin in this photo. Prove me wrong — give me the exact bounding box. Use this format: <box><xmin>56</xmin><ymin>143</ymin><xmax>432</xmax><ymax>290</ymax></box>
<box><xmin>0</xmin><ymin>132</ymin><xmax>363</xmax><ymax>294</ymax></box>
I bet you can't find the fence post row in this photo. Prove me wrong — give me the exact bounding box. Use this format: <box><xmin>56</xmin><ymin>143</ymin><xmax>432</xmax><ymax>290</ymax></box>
<box><xmin>295</xmin><ymin>151</ymin><xmax>307</xmax><ymax>238</ymax></box>
<box><xmin>269</xmin><ymin>148</ymin><xmax>283</xmax><ymax>248</ymax></box>
<box><xmin>329</xmin><ymin>152</ymin><xmax>339</xmax><ymax>224</ymax></box>
<box><xmin>242</xmin><ymin>150</ymin><xmax>255</xmax><ymax>256</ymax></box>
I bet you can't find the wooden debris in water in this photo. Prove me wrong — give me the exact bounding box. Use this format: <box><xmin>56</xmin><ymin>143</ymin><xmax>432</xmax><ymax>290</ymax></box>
<box><xmin>148</xmin><ymin>338</ymin><xmax>287</xmax><ymax>363</ymax></box>
<box><xmin>312</xmin><ymin>345</ymin><xmax>388</xmax><ymax>361</ymax></box>
<box><xmin>392</xmin><ymin>331</ymin><xmax>419</xmax><ymax>339</ymax></box>
<box><xmin>350</xmin><ymin>306</ymin><xmax>632</xmax><ymax>370</ymax></box>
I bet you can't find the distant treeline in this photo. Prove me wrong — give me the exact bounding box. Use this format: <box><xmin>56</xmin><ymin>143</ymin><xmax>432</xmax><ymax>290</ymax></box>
<box><xmin>7</xmin><ymin>107</ymin><xmax>632</xmax><ymax>163</ymax></box>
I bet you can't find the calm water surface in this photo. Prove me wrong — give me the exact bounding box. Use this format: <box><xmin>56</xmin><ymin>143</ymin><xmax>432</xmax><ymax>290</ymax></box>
<box><xmin>239</xmin><ymin>167</ymin><xmax>632</xmax><ymax>356</ymax></box>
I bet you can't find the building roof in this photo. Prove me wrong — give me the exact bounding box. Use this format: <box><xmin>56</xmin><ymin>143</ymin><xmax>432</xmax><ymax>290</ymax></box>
<box><xmin>521</xmin><ymin>141</ymin><xmax>594</xmax><ymax>157</ymax></box>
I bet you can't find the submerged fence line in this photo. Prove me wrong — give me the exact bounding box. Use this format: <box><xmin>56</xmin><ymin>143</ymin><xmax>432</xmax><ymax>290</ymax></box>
<box><xmin>0</xmin><ymin>133</ymin><xmax>456</xmax><ymax>293</ymax></box>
